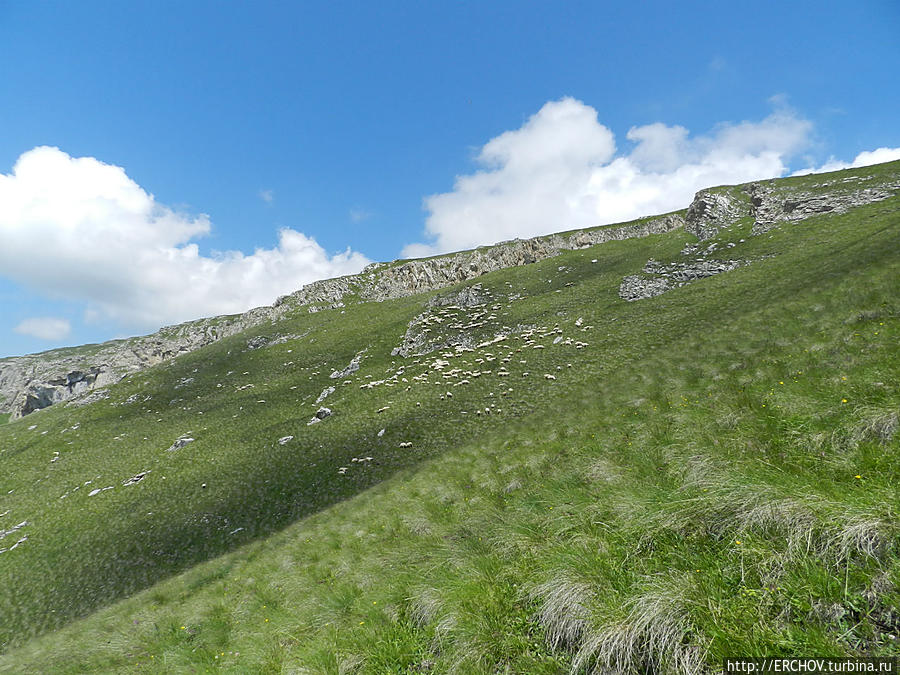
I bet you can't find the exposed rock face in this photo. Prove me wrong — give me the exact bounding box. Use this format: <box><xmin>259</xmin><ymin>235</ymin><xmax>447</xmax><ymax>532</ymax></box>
<box><xmin>619</xmin><ymin>258</ymin><xmax>755</xmax><ymax>302</ymax></box>
<box><xmin>684</xmin><ymin>170</ymin><xmax>900</xmax><ymax>241</ymax></box>
<box><xmin>354</xmin><ymin>213</ymin><xmax>684</xmax><ymax>303</ymax></box>
<box><xmin>624</xmin><ymin>163</ymin><xmax>900</xmax><ymax>301</ymax></box>
<box><xmin>684</xmin><ymin>189</ymin><xmax>749</xmax><ymax>240</ymax></box>
<box><xmin>0</xmin><ymin>313</ymin><xmax>284</xmax><ymax>420</ymax></box>
<box><xmin>746</xmin><ymin>178</ymin><xmax>900</xmax><ymax>235</ymax></box>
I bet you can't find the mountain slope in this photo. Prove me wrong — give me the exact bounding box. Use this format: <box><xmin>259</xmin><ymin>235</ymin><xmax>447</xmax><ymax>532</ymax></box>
<box><xmin>0</xmin><ymin>213</ymin><xmax>683</xmax><ymax>421</ymax></box>
<box><xmin>0</xmin><ymin>161</ymin><xmax>898</xmax><ymax>673</ymax></box>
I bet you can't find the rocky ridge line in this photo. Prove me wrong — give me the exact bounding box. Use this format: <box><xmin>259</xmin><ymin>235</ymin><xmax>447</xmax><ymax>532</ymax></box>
<box><xmin>4</xmin><ymin>162</ymin><xmax>898</xmax><ymax>419</ymax></box>
<box><xmin>0</xmin><ymin>214</ymin><xmax>683</xmax><ymax>419</ymax></box>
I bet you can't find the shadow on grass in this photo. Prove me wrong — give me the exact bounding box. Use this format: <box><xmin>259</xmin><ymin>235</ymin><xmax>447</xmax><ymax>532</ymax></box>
<box><xmin>2</xmin><ymin>195</ymin><xmax>897</xmax><ymax>652</ymax></box>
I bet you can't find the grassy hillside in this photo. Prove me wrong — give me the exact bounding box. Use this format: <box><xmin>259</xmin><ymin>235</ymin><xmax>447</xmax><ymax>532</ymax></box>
<box><xmin>0</xmin><ymin>163</ymin><xmax>898</xmax><ymax>673</ymax></box>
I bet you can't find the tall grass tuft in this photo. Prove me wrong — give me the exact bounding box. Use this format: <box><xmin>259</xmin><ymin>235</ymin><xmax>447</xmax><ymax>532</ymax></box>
<box><xmin>572</xmin><ymin>573</ymin><xmax>705</xmax><ymax>675</ymax></box>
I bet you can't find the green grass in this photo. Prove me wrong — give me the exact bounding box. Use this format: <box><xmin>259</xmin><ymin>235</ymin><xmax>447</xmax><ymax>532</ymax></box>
<box><xmin>0</xmin><ymin>162</ymin><xmax>898</xmax><ymax>673</ymax></box>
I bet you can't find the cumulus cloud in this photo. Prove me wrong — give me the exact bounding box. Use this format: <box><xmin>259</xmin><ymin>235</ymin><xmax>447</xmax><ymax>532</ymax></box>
<box><xmin>14</xmin><ymin>317</ymin><xmax>71</xmax><ymax>341</ymax></box>
<box><xmin>404</xmin><ymin>97</ymin><xmax>814</xmax><ymax>256</ymax></box>
<box><xmin>792</xmin><ymin>146</ymin><xmax>900</xmax><ymax>176</ymax></box>
<box><xmin>0</xmin><ymin>147</ymin><xmax>370</xmax><ymax>330</ymax></box>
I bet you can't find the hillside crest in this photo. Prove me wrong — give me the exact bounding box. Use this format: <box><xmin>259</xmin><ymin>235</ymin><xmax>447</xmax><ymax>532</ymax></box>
<box><xmin>2</xmin><ymin>161</ymin><xmax>898</xmax><ymax>419</ymax></box>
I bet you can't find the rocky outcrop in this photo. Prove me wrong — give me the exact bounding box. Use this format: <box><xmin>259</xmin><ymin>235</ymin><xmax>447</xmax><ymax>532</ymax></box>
<box><xmin>685</xmin><ymin>169</ymin><xmax>900</xmax><ymax>241</ymax></box>
<box><xmin>391</xmin><ymin>283</ymin><xmax>502</xmax><ymax>358</ymax></box>
<box><xmin>684</xmin><ymin>189</ymin><xmax>750</xmax><ymax>240</ymax></box>
<box><xmin>0</xmin><ymin>311</ymin><xmax>291</xmax><ymax>420</ymax></box>
<box><xmin>352</xmin><ymin>213</ymin><xmax>684</xmax><ymax>303</ymax></box>
<box><xmin>746</xmin><ymin>178</ymin><xmax>900</xmax><ymax>235</ymax></box>
<box><xmin>330</xmin><ymin>351</ymin><xmax>365</xmax><ymax>379</ymax></box>
<box><xmin>619</xmin><ymin>257</ymin><xmax>755</xmax><ymax>302</ymax></box>
<box><xmin>624</xmin><ymin>162</ymin><xmax>900</xmax><ymax>301</ymax></box>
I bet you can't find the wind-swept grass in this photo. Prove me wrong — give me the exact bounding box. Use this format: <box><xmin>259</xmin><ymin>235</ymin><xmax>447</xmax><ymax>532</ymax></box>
<box><xmin>0</xmin><ymin>162</ymin><xmax>898</xmax><ymax>672</ymax></box>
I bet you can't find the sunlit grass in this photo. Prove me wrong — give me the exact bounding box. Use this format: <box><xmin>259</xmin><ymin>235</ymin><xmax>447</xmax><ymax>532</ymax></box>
<box><xmin>0</xmin><ymin>162</ymin><xmax>898</xmax><ymax>672</ymax></box>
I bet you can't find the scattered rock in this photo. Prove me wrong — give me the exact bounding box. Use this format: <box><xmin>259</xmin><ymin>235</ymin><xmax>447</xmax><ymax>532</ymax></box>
<box><xmin>66</xmin><ymin>388</ymin><xmax>111</xmax><ymax>409</ymax></box>
<box><xmin>620</xmin><ymin>256</ymin><xmax>761</xmax><ymax>302</ymax></box>
<box><xmin>0</xmin><ymin>536</ymin><xmax>27</xmax><ymax>554</ymax></box>
<box><xmin>330</xmin><ymin>350</ymin><xmax>365</xmax><ymax>379</ymax></box>
<box><xmin>308</xmin><ymin>407</ymin><xmax>332</xmax><ymax>425</ymax></box>
<box><xmin>619</xmin><ymin>275</ymin><xmax>672</xmax><ymax>301</ymax></box>
<box><xmin>277</xmin><ymin>436</ymin><xmax>294</xmax><ymax>445</ymax></box>
<box><xmin>0</xmin><ymin>520</ymin><xmax>28</xmax><ymax>541</ymax></box>
<box><xmin>174</xmin><ymin>376</ymin><xmax>194</xmax><ymax>389</ymax></box>
<box><xmin>123</xmin><ymin>471</ymin><xmax>150</xmax><ymax>486</ymax></box>
<box><xmin>166</xmin><ymin>435</ymin><xmax>195</xmax><ymax>452</ymax></box>
<box><xmin>316</xmin><ymin>386</ymin><xmax>335</xmax><ymax>403</ymax></box>
<box><xmin>246</xmin><ymin>336</ymin><xmax>270</xmax><ymax>350</ymax></box>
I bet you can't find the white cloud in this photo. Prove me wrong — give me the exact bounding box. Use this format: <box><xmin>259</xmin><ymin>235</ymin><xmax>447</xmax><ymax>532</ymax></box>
<box><xmin>259</xmin><ymin>188</ymin><xmax>274</xmax><ymax>203</ymax></box>
<box><xmin>349</xmin><ymin>207</ymin><xmax>372</xmax><ymax>223</ymax></box>
<box><xmin>0</xmin><ymin>147</ymin><xmax>370</xmax><ymax>330</ymax></box>
<box><xmin>792</xmin><ymin>146</ymin><xmax>900</xmax><ymax>176</ymax></box>
<box><xmin>14</xmin><ymin>317</ymin><xmax>71</xmax><ymax>341</ymax></box>
<box><xmin>405</xmin><ymin>97</ymin><xmax>814</xmax><ymax>256</ymax></box>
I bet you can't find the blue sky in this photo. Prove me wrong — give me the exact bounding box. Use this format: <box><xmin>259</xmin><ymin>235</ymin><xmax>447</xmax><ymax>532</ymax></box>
<box><xmin>1</xmin><ymin>0</ymin><xmax>898</xmax><ymax>357</ymax></box>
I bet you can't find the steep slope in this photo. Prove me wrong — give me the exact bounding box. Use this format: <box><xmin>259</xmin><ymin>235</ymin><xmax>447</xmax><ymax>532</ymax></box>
<box><xmin>0</xmin><ymin>213</ymin><xmax>684</xmax><ymax>420</ymax></box>
<box><xmin>4</xmin><ymin>162</ymin><xmax>897</xmax><ymax>421</ymax></box>
<box><xmin>0</xmin><ymin>161</ymin><xmax>898</xmax><ymax>673</ymax></box>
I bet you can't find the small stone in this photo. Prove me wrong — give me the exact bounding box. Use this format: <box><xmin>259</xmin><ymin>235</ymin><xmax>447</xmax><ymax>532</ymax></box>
<box><xmin>166</xmin><ymin>436</ymin><xmax>195</xmax><ymax>452</ymax></box>
<box><xmin>123</xmin><ymin>471</ymin><xmax>150</xmax><ymax>486</ymax></box>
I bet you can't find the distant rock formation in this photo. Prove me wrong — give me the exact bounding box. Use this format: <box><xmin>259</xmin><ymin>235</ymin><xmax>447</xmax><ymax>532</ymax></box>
<box><xmin>622</xmin><ymin>163</ymin><xmax>900</xmax><ymax>301</ymax></box>
<box><xmin>746</xmin><ymin>178</ymin><xmax>900</xmax><ymax>235</ymax></box>
<box><xmin>683</xmin><ymin>170</ymin><xmax>900</xmax><ymax>241</ymax></box>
